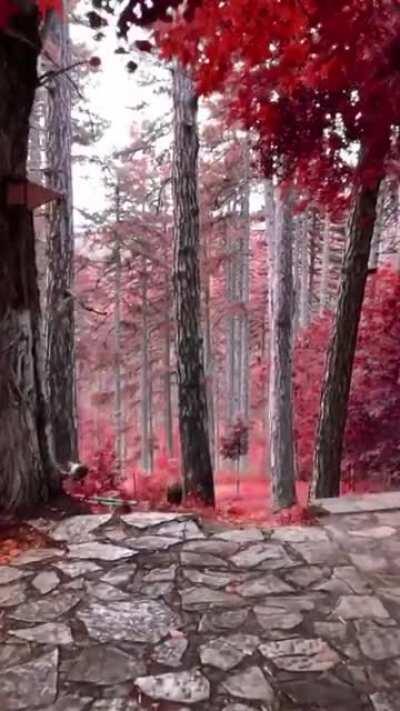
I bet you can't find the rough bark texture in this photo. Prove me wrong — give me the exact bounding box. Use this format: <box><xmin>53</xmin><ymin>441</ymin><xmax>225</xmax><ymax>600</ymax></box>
<box><xmin>46</xmin><ymin>4</ymin><xmax>78</xmax><ymax>465</ymax></box>
<box><xmin>0</xmin><ymin>13</ymin><xmax>58</xmax><ymax>510</ymax></box>
<box><xmin>311</xmin><ymin>178</ymin><xmax>381</xmax><ymax>499</ymax></box>
<box><xmin>113</xmin><ymin>211</ymin><xmax>123</xmax><ymax>477</ymax></box>
<box><xmin>172</xmin><ymin>65</ymin><xmax>214</xmax><ymax>505</ymax></box>
<box><xmin>268</xmin><ymin>188</ymin><xmax>297</xmax><ymax>510</ymax></box>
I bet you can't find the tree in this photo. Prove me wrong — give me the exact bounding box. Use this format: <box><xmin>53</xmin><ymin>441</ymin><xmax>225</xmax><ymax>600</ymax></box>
<box><xmin>172</xmin><ymin>64</ymin><xmax>214</xmax><ymax>505</ymax></box>
<box><xmin>0</xmin><ymin>2</ymin><xmax>61</xmax><ymax>509</ymax></box>
<box><xmin>158</xmin><ymin>0</ymin><xmax>400</xmax><ymax>500</ymax></box>
<box><xmin>45</xmin><ymin>1</ymin><xmax>78</xmax><ymax>467</ymax></box>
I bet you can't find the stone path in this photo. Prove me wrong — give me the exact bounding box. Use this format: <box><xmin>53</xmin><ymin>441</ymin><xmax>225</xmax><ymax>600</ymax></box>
<box><xmin>2</xmin><ymin>502</ymin><xmax>400</xmax><ymax>710</ymax></box>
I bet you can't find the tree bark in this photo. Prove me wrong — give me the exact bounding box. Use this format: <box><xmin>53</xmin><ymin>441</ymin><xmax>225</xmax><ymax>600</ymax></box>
<box><xmin>311</xmin><ymin>177</ymin><xmax>381</xmax><ymax>499</ymax></box>
<box><xmin>0</xmin><ymin>13</ymin><xmax>59</xmax><ymax>510</ymax></box>
<box><xmin>319</xmin><ymin>212</ymin><xmax>331</xmax><ymax>315</ymax></box>
<box><xmin>172</xmin><ymin>64</ymin><xmax>214</xmax><ymax>505</ymax></box>
<box><xmin>268</xmin><ymin>187</ymin><xmax>297</xmax><ymax>510</ymax></box>
<box><xmin>46</xmin><ymin>4</ymin><xmax>78</xmax><ymax>465</ymax></box>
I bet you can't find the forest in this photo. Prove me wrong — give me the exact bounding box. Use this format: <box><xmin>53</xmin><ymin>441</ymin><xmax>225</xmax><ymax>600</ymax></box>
<box><xmin>0</xmin><ymin>0</ymin><xmax>399</xmax><ymax>524</ymax></box>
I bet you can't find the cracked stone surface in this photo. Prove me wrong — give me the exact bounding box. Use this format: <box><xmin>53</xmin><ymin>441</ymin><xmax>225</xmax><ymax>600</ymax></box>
<box><xmin>10</xmin><ymin>622</ymin><xmax>73</xmax><ymax>645</ymax></box>
<box><xmin>260</xmin><ymin>638</ymin><xmax>340</xmax><ymax>672</ymax></box>
<box><xmin>67</xmin><ymin>645</ymin><xmax>145</xmax><ymax>684</ymax></box>
<box><xmin>32</xmin><ymin>570</ymin><xmax>60</xmax><ymax>594</ymax></box>
<box><xmin>0</xmin><ymin>649</ymin><xmax>58</xmax><ymax>710</ymax></box>
<box><xmin>2</xmin><ymin>502</ymin><xmax>400</xmax><ymax>709</ymax></box>
<box><xmin>136</xmin><ymin>669</ymin><xmax>210</xmax><ymax>704</ymax></box>
<box><xmin>221</xmin><ymin>666</ymin><xmax>274</xmax><ymax>703</ymax></box>
<box><xmin>77</xmin><ymin>598</ymin><xmax>181</xmax><ymax>643</ymax></box>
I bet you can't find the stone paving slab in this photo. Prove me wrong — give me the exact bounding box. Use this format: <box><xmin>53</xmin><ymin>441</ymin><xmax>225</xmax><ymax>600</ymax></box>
<box><xmin>2</xmin><ymin>506</ymin><xmax>400</xmax><ymax>709</ymax></box>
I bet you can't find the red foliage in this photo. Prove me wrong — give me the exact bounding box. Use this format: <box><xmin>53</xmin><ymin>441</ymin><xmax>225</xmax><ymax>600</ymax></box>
<box><xmin>0</xmin><ymin>0</ymin><xmax>61</xmax><ymax>28</ymax></box>
<box><xmin>294</xmin><ymin>266</ymin><xmax>400</xmax><ymax>491</ymax></box>
<box><xmin>0</xmin><ymin>523</ymin><xmax>56</xmax><ymax>565</ymax></box>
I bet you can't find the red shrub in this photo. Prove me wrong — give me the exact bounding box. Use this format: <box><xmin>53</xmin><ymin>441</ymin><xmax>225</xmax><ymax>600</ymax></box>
<box><xmin>294</xmin><ymin>266</ymin><xmax>400</xmax><ymax>490</ymax></box>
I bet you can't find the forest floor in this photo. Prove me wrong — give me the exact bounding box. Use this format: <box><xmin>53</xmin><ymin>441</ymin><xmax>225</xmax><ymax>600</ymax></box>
<box><xmin>1</xmin><ymin>497</ymin><xmax>400</xmax><ymax>710</ymax></box>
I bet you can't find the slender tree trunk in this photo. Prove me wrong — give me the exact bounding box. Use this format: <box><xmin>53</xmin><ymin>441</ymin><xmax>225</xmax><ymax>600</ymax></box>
<box><xmin>268</xmin><ymin>188</ymin><xmax>297</xmax><ymax>510</ymax></box>
<box><xmin>311</xmin><ymin>177</ymin><xmax>381</xmax><ymax>499</ymax></box>
<box><xmin>0</xmin><ymin>14</ymin><xmax>59</xmax><ymax>510</ymax></box>
<box><xmin>113</xmin><ymin>213</ymin><xmax>123</xmax><ymax>477</ymax></box>
<box><xmin>298</xmin><ymin>213</ymin><xmax>310</xmax><ymax>329</ymax></box>
<box><xmin>172</xmin><ymin>64</ymin><xmax>214</xmax><ymax>505</ymax></box>
<box><xmin>141</xmin><ymin>256</ymin><xmax>151</xmax><ymax>472</ymax></box>
<box><xmin>203</xmin><ymin>234</ymin><xmax>216</xmax><ymax>468</ymax></box>
<box><xmin>319</xmin><ymin>212</ymin><xmax>331</xmax><ymax>314</ymax></box>
<box><xmin>46</xmin><ymin>3</ymin><xmax>78</xmax><ymax>465</ymax></box>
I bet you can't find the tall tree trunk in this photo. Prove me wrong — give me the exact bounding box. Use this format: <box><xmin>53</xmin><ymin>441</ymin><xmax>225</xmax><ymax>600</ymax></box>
<box><xmin>141</xmin><ymin>256</ymin><xmax>151</xmax><ymax>473</ymax></box>
<box><xmin>311</xmin><ymin>177</ymin><xmax>381</xmax><ymax>499</ymax></box>
<box><xmin>113</xmin><ymin>212</ymin><xmax>123</xmax><ymax>477</ymax></box>
<box><xmin>268</xmin><ymin>188</ymin><xmax>297</xmax><ymax>510</ymax></box>
<box><xmin>319</xmin><ymin>212</ymin><xmax>331</xmax><ymax>314</ymax></box>
<box><xmin>172</xmin><ymin>64</ymin><xmax>214</xmax><ymax>505</ymax></box>
<box><xmin>46</xmin><ymin>3</ymin><xmax>78</xmax><ymax>466</ymax></box>
<box><xmin>0</xmin><ymin>14</ymin><xmax>59</xmax><ymax>510</ymax></box>
<box><xmin>298</xmin><ymin>213</ymin><xmax>310</xmax><ymax>329</ymax></box>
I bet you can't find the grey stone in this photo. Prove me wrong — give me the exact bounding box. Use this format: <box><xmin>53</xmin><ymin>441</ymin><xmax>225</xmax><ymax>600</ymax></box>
<box><xmin>180</xmin><ymin>586</ymin><xmax>244</xmax><ymax>610</ymax></box>
<box><xmin>67</xmin><ymin>542</ymin><xmax>135</xmax><ymax>561</ymax></box>
<box><xmin>182</xmin><ymin>538</ymin><xmax>239</xmax><ymax>556</ymax></box>
<box><xmin>125</xmin><ymin>535</ymin><xmax>180</xmax><ymax>551</ymax></box>
<box><xmin>376</xmin><ymin>511</ymin><xmax>400</xmax><ymax>527</ymax></box>
<box><xmin>91</xmin><ymin>701</ymin><xmax>141</xmax><ymax>711</ymax></box>
<box><xmin>235</xmin><ymin>574</ymin><xmax>293</xmax><ymax>597</ymax></box>
<box><xmin>315</xmin><ymin>495</ymin><xmax>365</xmax><ymax>514</ymax></box>
<box><xmin>378</xmin><ymin>587</ymin><xmax>400</xmax><ymax>605</ymax></box>
<box><xmin>143</xmin><ymin>564</ymin><xmax>176</xmax><ymax>582</ymax></box>
<box><xmin>136</xmin><ymin>669</ymin><xmax>210</xmax><ymax>704</ymax></box>
<box><xmin>67</xmin><ymin>645</ymin><xmax>145</xmax><ymax>684</ymax></box>
<box><xmin>77</xmin><ymin>598</ymin><xmax>181</xmax><ymax>643</ymax></box>
<box><xmin>357</xmin><ymin>622</ymin><xmax>400</xmax><ymax>659</ymax></box>
<box><xmin>180</xmin><ymin>551</ymin><xmax>228</xmax><ymax>568</ymax></box>
<box><xmin>230</xmin><ymin>543</ymin><xmax>289</xmax><ymax>569</ymax></box>
<box><xmin>335</xmin><ymin>595</ymin><xmax>389</xmax><ymax>619</ymax></box>
<box><xmin>104</xmin><ymin>526</ymin><xmax>129</xmax><ymax>542</ymax></box>
<box><xmin>283</xmin><ymin>674</ymin><xmax>361</xmax><ymax>706</ymax></box>
<box><xmin>51</xmin><ymin>514</ymin><xmax>111</xmax><ymax>543</ymax></box>
<box><xmin>156</xmin><ymin>519</ymin><xmax>205</xmax><ymax>540</ymax></box>
<box><xmin>314</xmin><ymin>621</ymin><xmax>347</xmax><ymax>641</ymax></box>
<box><xmin>0</xmin><ymin>644</ymin><xmax>31</xmax><ymax>669</ymax></box>
<box><xmin>285</xmin><ymin>566</ymin><xmax>327</xmax><ymax>588</ymax></box>
<box><xmin>182</xmin><ymin>568</ymin><xmax>242</xmax><ymax>589</ymax></box>
<box><xmin>10</xmin><ymin>591</ymin><xmax>80</xmax><ymax>622</ymax></box>
<box><xmin>255</xmin><ymin>607</ymin><xmax>302</xmax><ymax>631</ymax></box>
<box><xmin>350</xmin><ymin>526</ymin><xmax>396</xmax><ymax>539</ymax></box>
<box><xmin>140</xmin><ymin>581</ymin><xmax>174</xmax><ymax>597</ymax></box>
<box><xmin>101</xmin><ymin>564</ymin><xmax>136</xmax><ymax>585</ymax></box>
<box><xmin>370</xmin><ymin>691</ymin><xmax>400</xmax><ymax>711</ymax></box>
<box><xmin>199</xmin><ymin>608</ymin><xmax>249</xmax><ymax>632</ymax></box>
<box><xmin>254</xmin><ymin>595</ymin><xmax>317</xmax><ymax>613</ymax></box>
<box><xmin>350</xmin><ymin>553</ymin><xmax>389</xmax><ymax>572</ymax></box>
<box><xmin>291</xmin><ymin>541</ymin><xmax>342</xmax><ymax>565</ymax></box>
<box><xmin>86</xmin><ymin>581</ymin><xmax>130</xmax><ymax>601</ymax></box>
<box><xmin>40</xmin><ymin>695</ymin><xmax>92</xmax><ymax>711</ymax></box>
<box><xmin>0</xmin><ymin>649</ymin><xmax>58</xmax><ymax>710</ymax></box>
<box><xmin>54</xmin><ymin>560</ymin><xmax>101</xmax><ymax>578</ymax></box>
<box><xmin>121</xmin><ymin>512</ymin><xmax>187</xmax><ymax>528</ymax></box>
<box><xmin>222</xmin><ymin>706</ymin><xmax>256</xmax><ymax>711</ymax></box>
<box><xmin>260</xmin><ymin>638</ymin><xmax>339</xmax><ymax>672</ymax></box>
<box><xmin>32</xmin><ymin>571</ymin><xmax>60</xmax><ymax>594</ymax></box>
<box><xmin>272</xmin><ymin>525</ymin><xmax>329</xmax><ymax>543</ymax></box>
<box><xmin>152</xmin><ymin>636</ymin><xmax>188</xmax><ymax>667</ymax></box>
<box><xmin>0</xmin><ymin>566</ymin><xmax>29</xmax><ymax>585</ymax></box>
<box><xmin>10</xmin><ymin>622</ymin><xmax>73</xmax><ymax>645</ymax></box>
<box><xmin>200</xmin><ymin>634</ymin><xmax>259</xmax><ymax>671</ymax></box>
<box><xmin>326</xmin><ymin>566</ymin><xmax>370</xmax><ymax>594</ymax></box>
<box><xmin>0</xmin><ymin>581</ymin><xmax>27</xmax><ymax>606</ymax></box>
<box><xmin>214</xmin><ymin>527</ymin><xmax>264</xmax><ymax>543</ymax></box>
<box><xmin>221</xmin><ymin>666</ymin><xmax>274</xmax><ymax>703</ymax></box>
<box><xmin>12</xmin><ymin>548</ymin><xmax>64</xmax><ymax>566</ymax></box>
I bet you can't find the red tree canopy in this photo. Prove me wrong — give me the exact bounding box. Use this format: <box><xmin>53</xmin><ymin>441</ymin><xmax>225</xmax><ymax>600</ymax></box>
<box><xmin>156</xmin><ymin>0</ymin><xmax>400</xmax><ymax>200</ymax></box>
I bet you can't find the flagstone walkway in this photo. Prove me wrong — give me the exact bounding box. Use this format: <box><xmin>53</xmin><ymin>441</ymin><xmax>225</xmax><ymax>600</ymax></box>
<box><xmin>2</xmin><ymin>497</ymin><xmax>400</xmax><ymax>710</ymax></box>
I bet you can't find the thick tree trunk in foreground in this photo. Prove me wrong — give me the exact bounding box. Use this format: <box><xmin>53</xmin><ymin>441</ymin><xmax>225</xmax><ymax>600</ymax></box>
<box><xmin>0</xmin><ymin>16</ymin><xmax>58</xmax><ymax>510</ymax></box>
<box><xmin>172</xmin><ymin>65</ymin><xmax>214</xmax><ymax>505</ymax></box>
<box><xmin>311</xmin><ymin>178</ymin><xmax>381</xmax><ymax>499</ymax></box>
<box><xmin>268</xmin><ymin>188</ymin><xmax>297</xmax><ymax>510</ymax></box>
<box><xmin>46</xmin><ymin>7</ymin><xmax>78</xmax><ymax>465</ymax></box>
